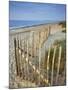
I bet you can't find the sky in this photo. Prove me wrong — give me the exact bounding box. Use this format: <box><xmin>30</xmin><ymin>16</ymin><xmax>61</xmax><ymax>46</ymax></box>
<box><xmin>9</xmin><ymin>1</ymin><xmax>66</xmax><ymax>21</ymax></box>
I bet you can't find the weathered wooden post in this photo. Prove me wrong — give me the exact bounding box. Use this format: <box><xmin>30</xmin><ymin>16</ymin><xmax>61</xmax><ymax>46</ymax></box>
<box><xmin>25</xmin><ymin>37</ymin><xmax>27</xmax><ymax>81</ymax></box>
<box><xmin>51</xmin><ymin>46</ymin><xmax>57</xmax><ymax>86</ymax></box>
<box><xmin>19</xmin><ymin>39</ymin><xmax>23</xmax><ymax>77</ymax></box>
<box><xmin>38</xmin><ymin>31</ymin><xmax>41</xmax><ymax>86</ymax></box>
<box><xmin>32</xmin><ymin>31</ymin><xmax>34</xmax><ymax>57</ymax></box>
<box><xmin>26</xmin><ymin>40</ymin><xmax>29</xmax><ymax>81</ymax></box>
<box><xmin>14</xmin><ymin>38</ymin><xmax>19</xmax><ymax>76</ymax></box>
<box><xmin>56</xmin><ymin>46</ymin><xmax>62</xmax><ymax>85</ymax></box>
<box><xmin>47</xmin><ymin>46</ymin><xmax>51</xmax><ymax>85</ymax></box>
<box><xmin>23</xmin><ymin>38</ymin><xmax>26</xmax><ymax>87</ymax></box>
<box><xmin>17</xmin><ymin>38</ymin><xmax>21</xmax><ymax>77</ymax></box>
<box><xmin>38</xmin><ymin>46</ymin><xmax>41</xmax><ymax>86</ymax></box>
<box><xmin>43</xmin><ymin>43</ymin><xmax>46</xmax><ymax>80</ymax></box>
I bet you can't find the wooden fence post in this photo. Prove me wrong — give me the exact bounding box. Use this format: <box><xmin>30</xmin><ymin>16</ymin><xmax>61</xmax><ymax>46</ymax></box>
<box><xmin>17</xmin><ymin>39</ymin><xmax>21</xmax><ymax>77</ymax></box>
<box><xmin>38</xmin><ymin>31</ymin><xmax>41</xmax><ymax>86</ymax></box>
<box><xmin>19</xmin><ymin>39</ymin><xmax>23</xmax><ymax>77</ymax></box>
<box><xmin>14</xmin><ymin>38</ymin><xmax>19</xmax><ymax>76</ymax></box>
<box><xmin>46</xmin><ymin>47</ymin><xmax>51</xmax><ymax>86</ymax></box>
<box><xmin>51</xmin><ymin>46</ymin><xmax>57</xmax><ymax>85</ymax></box>
<box><xmin>56</xmin><ymin>46</ymin><xmax>62</xmax><ymax>85</ymax></box>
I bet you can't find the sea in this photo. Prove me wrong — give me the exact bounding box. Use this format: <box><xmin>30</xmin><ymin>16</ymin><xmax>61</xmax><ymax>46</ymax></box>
<box><xmin>9</xmin><ymin>20</ymin><xmax>59</xmax><ymax>30</ymax></box>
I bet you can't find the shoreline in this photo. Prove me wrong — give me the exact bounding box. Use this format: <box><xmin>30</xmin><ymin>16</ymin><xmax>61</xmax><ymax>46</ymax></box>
<box><xmin>9</xmin><ymin>22</ymin><xmax>65</xmax><ymax>35</ymax></box>
<box><xmin>10</xmin><ymin>21</ymin><xmax>63</xmax><ymax>30</ymax></box>
<box><xmin>9</xmin><ymin>23</ymin><xmax>50</xmax><ymax>35</ymax></box>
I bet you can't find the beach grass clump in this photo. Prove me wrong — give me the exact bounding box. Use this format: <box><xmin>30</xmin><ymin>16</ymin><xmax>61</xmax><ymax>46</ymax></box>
<box><xmin>59</xmin><ymin>21</ymin><xmax>66</xmax><ymax>28</ymax></box>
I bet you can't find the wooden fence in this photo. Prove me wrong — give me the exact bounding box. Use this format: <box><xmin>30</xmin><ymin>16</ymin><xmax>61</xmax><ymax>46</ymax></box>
<box><xmin>14</xmin><ymin>30</ymin><xmax>63</xmax><ymax>87</ymax></box>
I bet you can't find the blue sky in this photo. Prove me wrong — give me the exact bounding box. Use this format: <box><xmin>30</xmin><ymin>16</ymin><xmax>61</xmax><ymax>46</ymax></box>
<box><xmin>9</xmin><ymin>1</ymin><xmax>66</xmax><ymax>21</ymax></box>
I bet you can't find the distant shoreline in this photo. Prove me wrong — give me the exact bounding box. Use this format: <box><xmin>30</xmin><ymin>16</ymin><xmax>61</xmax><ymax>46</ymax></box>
<box><xmin>9</xmin><ymin>21</ymin><xmax>65</xmax><ymax>36</ymax></box>
<box><xmin>9</xmin><ymin>21</ymin><xmax>65</xmax><ymax>30</ymax></box>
